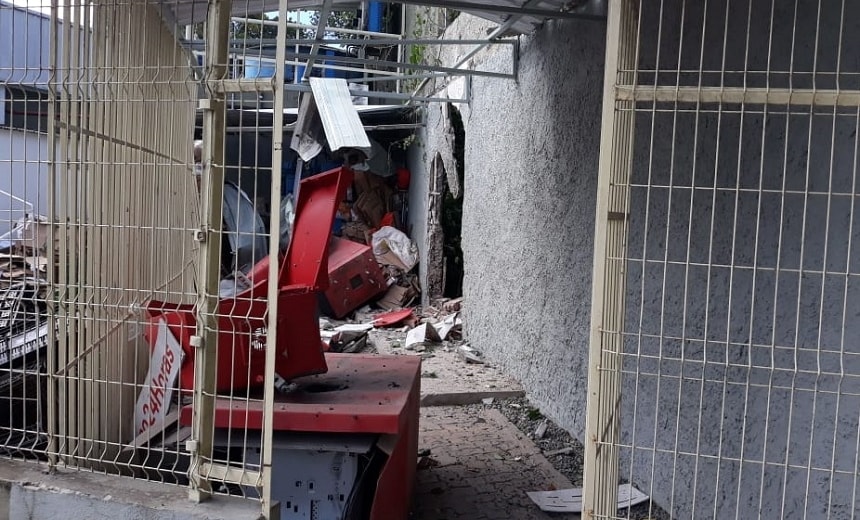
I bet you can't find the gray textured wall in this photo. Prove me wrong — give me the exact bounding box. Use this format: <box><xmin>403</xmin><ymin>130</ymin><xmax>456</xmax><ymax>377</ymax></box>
<box><xmin>460</xmin><ymin>0</ymin><xmax>860</xmax><ymax>517</ymax></box>
<box><xmin>461</xmin><ymin>15</ymin><xmax>606</xmax><ymax>442</ymax></box>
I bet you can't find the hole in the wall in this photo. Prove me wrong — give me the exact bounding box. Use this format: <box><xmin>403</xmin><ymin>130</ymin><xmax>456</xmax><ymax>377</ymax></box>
<box><xmin>442</xmin><ymin>103</ymin><xmax>465</xmax><ymax>298</ymax></box>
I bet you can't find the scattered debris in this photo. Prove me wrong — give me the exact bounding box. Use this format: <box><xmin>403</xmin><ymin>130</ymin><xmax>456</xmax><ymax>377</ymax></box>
<box><xmin>333</xmin><ymin>323</ymin><xmax>374</xmax><ymax>333</ymax></box>
<box><xmin>405</xmin><ymin>323</ymin><xmax>442</xmax><ymax>349</ymax></box>
<box><xmin>442</xmin><ymin>297</ymin><xmax>462</xmax><ymax>313</ymax></box>
<box><xmin>376</xmin><ymin>284</ymin><xmax>417</xmax><ymax>311</ymax></box>
<box><xmin>422</xmin><ymin>371</ymin><xmax>438</xmax><ymax>378</ymax></box>
<box><xmin>417</xmin><ymin>456</ymin><xmax>440</xmax><ymax>470</ymax></box>
<box><xmin>482</xmin><ymin>397</ymin><xmax>495</xmax><ymax>405</ymax></box>
<box><xmin>527</xmin><ymin>483</ymin><xmax>649</xmax><ymax>513</ymax></box>
<box><xmin>543</xmin><ymin>446</ymin><xmax>575</xmax><ymax>457</ymax></box>
<box><xmin>327</xmin><ymin>330</ymin><xmax>368</xmax><ymax>354</ymax></box>
<box><xmin>457</xmin><ymin>344</ymin><xmax>484</xmax><ymax>364</ymax></box>
<box><xmin>371</xmin><ymin>226</ymin><xmax>419</xmax><ymax>272</ymax></box>
<box><xmin>372</xmin><ymin>309</ymin><xmax>415</xmax><ymax>328</ymax></box>
<box><xmin>319</xmin><ymin>318</ymin><xmax>334</xmax><ymax>330</ymax></box>
<box><xmin>534</xmin><ymin>419</ymin><xmax>549</xmax><ymax>440</ymax></box>
<box><xmin>433</xmin><ymin>312</ymin><xmax>462</xmax><ymax>341</ymax></box>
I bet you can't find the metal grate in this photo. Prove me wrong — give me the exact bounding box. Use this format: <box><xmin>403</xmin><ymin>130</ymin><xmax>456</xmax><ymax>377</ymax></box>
<box><xmin>48</xmin><ymin>0</ymin><xmax>199</xmax><ymax>481</ymax></box>
<box><xmin>586</xmin><ymin>1</ymin><xmax>860</xmax><ymax>519</ymax></box>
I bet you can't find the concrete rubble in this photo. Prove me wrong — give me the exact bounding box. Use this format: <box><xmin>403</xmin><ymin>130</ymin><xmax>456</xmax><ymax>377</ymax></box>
<box><xmin>319</xmin><ymin>299</ymin><xmax>524</xmax><ymax>406</ymax></box>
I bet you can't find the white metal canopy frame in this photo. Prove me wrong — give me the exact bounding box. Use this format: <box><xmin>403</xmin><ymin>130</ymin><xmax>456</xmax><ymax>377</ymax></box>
<box><xmin>585</xmin><ymin>0</ymin><xmax>860</xmax><ymax>519</ymax></box>
<box><xmin>162</xmin><ymin>0</ymin><xmax>608</xmax><ymax>108</ymax></box>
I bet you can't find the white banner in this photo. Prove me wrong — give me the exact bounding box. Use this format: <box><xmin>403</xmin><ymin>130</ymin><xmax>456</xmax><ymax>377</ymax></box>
<box><xmin>134</xmin><ymin>319</ymin><xmax>183</xmax><ymax>438</ymax></box>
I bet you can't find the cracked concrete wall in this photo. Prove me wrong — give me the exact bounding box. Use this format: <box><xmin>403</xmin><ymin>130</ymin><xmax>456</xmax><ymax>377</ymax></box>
<box><xmin>459</xmin><ymin>0</ymin><xmax>860</xmax><ymax>517</ymax></box>
<box><xmin>406</xmin><ymin>13</ymin><xmax>501</xmax><ymax>304</ymax></box>
<box><xmin>407</xmin><ymin>108</ymin><xmax>445</xmax><ymax>305</ymax></box>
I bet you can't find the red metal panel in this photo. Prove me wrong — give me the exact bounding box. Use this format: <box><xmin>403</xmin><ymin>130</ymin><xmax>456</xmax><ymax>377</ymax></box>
<box><xmin>179</xmin><ymin>353</ymin><xmax>420</xmax><ymax>433</ymax></box>
<box><xmin>144</xmin><ymin>167</ymin><xmax>353</xmax><ymax>391</ymax></box>
<box><xmin>321</xmin><ymin>237</ymin><xmax>387</xmax><ymax>319</ymax></box>
<box><xmin>370</xmin><ymin>366</ymin><xmax>420</xmax><ymax>520</ymax></box>
<box><xmin>178</xmin><ymin>353</ymin><xmax>421</xmax><ymax>520</ymax></box>
<box><xmin>281</xmin><ymin>168</ymin><xmax>353</xmax><ymax>289</ymax></box>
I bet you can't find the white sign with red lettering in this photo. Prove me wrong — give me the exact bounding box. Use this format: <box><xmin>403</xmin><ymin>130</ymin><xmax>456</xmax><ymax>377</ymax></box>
<box><xmin>134</xmin><ymin>319</ymin><xmax>183</xmax><ymax>438</ymax></box>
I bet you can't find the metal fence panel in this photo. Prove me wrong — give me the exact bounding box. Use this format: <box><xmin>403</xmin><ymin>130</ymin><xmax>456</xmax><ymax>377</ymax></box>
<box><xmin>586</xmin><ymin>1</ymin><xmax>860</xmax><ymax>519</ymax></box>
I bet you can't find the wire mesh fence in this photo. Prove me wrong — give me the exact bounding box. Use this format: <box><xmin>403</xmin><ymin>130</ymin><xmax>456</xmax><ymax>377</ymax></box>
<box><xmin>587</xmin><ymin>1</ymin><xmax>860</xmax><ymax>519</ymax></box>
<box><xmin>2</xmin><ymin>0</ymin><xmax>406</xmax><ymax>513</ymax></box>
<box><xmin>49</xmin><ymin>0</ymin><xmax>200</xmax><ymax>480</ymax></box>
<box><xmin>1</xmin><ymin>0</ymin><xmax>60</xmax><ymax>462</ymax></box>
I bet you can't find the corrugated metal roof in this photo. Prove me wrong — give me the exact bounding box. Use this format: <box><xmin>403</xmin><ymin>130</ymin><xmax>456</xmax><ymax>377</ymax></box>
<box><xmin>156</xmin><ymin>0</ymin><xmax>596</xmax><ymax>35</ymax></box>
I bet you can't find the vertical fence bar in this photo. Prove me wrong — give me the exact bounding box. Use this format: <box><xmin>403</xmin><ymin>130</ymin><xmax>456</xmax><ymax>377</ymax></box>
<box><xmin>583</xmin><ymin>0</ymin><xmax>637</xmax><ymax>518</ymax></box>
<box><xmin>190</xmin><ymin>0</ymin><xmax>232</xmax><ymax>502</ymax></box>
<box><xmin>259</xmin><ymin>0</ymin><xmax>289</xmax><ymax>517</ymax></box>
<box><xmin>46</xmin><ymin>0</ymin><xmax>60</xmax><ymax>468</ymax></box>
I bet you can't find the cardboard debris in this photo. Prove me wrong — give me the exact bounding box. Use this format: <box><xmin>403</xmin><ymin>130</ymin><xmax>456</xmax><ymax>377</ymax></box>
<box><xmin>341</xmin><ymin>221</ymin><xmax>372</xmax><ymax>244</ymax></box>
<box><xmin>352</xmin><ymin>170</ymin><xmax>394</xmax><ymax>229</ymax></box>
<box><xmin>527</xmin><ymin>484</ymin><xmax>649</xmax><ymax>513</ymax></box>
<box><xmin>405</xmin><ymin>323</ymin><xmax>442</xmax><ymax>349</ymax></box>
<box><xmin>354</xmin><ymin>190</ymin><xmax>387</xmax><ymax>229</ymax></box>
<box><xmin>377</xmin><ymin>284</ymin><xmax>417</xmax><ymax>311</ymax></box>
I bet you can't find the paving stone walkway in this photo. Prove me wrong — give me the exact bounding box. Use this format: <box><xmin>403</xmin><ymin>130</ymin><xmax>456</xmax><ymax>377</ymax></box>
<box><xmin>412</xmin><ymin>406</ymin><xmax>580</xmax><ymax>520</ymax></box>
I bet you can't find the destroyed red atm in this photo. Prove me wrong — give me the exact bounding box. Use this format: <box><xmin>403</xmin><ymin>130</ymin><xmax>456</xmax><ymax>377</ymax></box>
<box><xmin>145</xmin><ymin>167</ymin><xmax>352</xmax><ymax>391</ymax></box>
<box><xmin>143</xmin><ymin>166</ymin><xmax>420</xmax><ymax>520</ymax></box>
<box><xmin>320</xmin><ymin>237</ymin><xmax>388</xmax><ymax>319</ymax></box>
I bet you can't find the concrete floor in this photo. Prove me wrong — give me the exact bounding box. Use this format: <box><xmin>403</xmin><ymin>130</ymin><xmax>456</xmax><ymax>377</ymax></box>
<box><xmin>412</xmin><ymin>406</ymin><xmax>579</xmax><ymax>520</ymax></box>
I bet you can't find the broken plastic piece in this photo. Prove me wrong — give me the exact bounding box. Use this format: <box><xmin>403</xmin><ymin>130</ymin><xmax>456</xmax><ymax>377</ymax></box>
<box><xmin>527</xmin><ymin>483</ymin><xmax>649</xmax><ymax>513</ymax></box>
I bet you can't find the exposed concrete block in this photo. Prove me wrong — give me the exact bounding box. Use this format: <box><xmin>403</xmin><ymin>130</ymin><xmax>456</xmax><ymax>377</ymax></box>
<box><xmin>0</xmin><ymin>460</ymin><xmax>261</xmax><ymax>520</ymax></box>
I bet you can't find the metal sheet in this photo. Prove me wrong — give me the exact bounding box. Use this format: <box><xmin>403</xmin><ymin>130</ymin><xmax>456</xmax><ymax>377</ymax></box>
<box><xmin>309</xmin><ymin>77</ymin><xmax>371</xmax><ymax>156</ymax></box>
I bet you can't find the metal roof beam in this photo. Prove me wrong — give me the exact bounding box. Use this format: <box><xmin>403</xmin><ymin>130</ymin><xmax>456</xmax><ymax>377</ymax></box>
<box><xmin>377</xmin><ymin>0</ymin><xmax>606</xmax><ymax>20</ymax></box>
<box><xmin>300</xmin><ymin>0</ymin><xmax>334</xmax><ymax>83</ymax></box>
<box><xmin>282</xmin><ymin>49</ymin><xmax>515</xmax><ymax>78</ymax></box>
<box><xmin>407</xmin><ymin>0</ymin><xmax>544</xmax><ymax>103</ymax></box>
